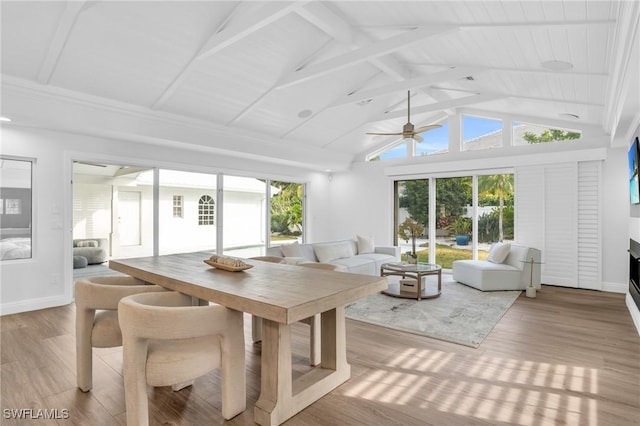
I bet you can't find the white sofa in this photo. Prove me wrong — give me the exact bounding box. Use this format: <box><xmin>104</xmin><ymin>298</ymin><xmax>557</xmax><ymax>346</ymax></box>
<box><xmin>266</xmin><ymin>238</ymin><xmax>400</xmax><ymax>276</ymax></box>
<box><xmin>452</xmin><ymin>243</ymin><xmax>541</xmax><ymax>291</ymax></box>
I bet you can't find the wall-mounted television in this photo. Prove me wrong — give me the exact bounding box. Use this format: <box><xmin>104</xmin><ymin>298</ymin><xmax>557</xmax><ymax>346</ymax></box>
<box><xmin>629</xmin><ymin>137</ymin><xmax>640</xmax><ymax>205</ymax></box>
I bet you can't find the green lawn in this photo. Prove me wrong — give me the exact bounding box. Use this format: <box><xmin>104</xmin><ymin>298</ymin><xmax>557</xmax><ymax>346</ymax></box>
<box><xmin>401</xmin><ymin>244</ymin><xmax>489</xmax><ymax>269</ymax></box>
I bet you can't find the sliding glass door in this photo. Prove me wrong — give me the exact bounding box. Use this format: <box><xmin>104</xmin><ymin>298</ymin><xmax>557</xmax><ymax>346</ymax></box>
<box><xmin>394</xmin><ymin>172</ymin><xmax>514</xmax><ymax>270</ymax></box>
<box><xmin>435</xmin><ymin>176</ymin><xmax>472</xmax><ymax>267</ymax></box>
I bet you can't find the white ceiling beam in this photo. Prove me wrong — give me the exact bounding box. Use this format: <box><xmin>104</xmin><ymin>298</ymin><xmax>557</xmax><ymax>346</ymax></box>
<box><xmin>355</xmin><ymin>19</ymin><xmax>615</xmax><ymax>31</ymax></box>
<box><xmin>196</xmin><ymin>1</ymin><xmax>309</xmax><ymax>61</ymax></box>
<box><xmin>37</xmin><ymin>1</ymin><xmax>86</xmax><ymax>84</ymax></box>
<box><xmin>330</xmin><ymin>67</ymin><xmax>484</xmax><ymax>108</ymax></box>
<box><xmin>602</xmin><ymin>0</ymin><xmax>640</xmax><ymax>135</ymax></box>
<box><xmin>227</xmin><ymin>38</ymin><xmax>335</xmax><ymax>126</ymax></box>
<box><xmin>401</xmin><ymin>62</ymin><xmax>607</xmax><ymax>77</ymax></box>
<box><xmin>276</xmin><ymin>26</ymin><xmax>458</xmax><ymax>89</ymax></box>
<box><xmin>370</xmin><ymin>93</ymin><xmax>504</xmax><ymax>122</ymax></box>
<box><xmin>153</xmin><ymin>1</ymin><xmax>305</xmax><ymax>110</ymax></box>
<box><xmin>294</xmin><ymin>3</ymin><xmax>353</xmax><ymax>44</ymax></box>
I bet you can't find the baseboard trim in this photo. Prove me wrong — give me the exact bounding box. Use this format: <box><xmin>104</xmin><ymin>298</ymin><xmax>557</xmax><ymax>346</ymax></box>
<box><xmin>1</xmin><ymin>295</ymin><xmax>71</xmax><ymax>316</ymax></box>
<box><xmin>601</xmin><ymin>281</ymin><xmax>628</xmax><ymax>293</ymax></box>
<box><xmin>626</xmin><ymin>294</ymin><xmax>640</xmax><ymax>336</ymax></box>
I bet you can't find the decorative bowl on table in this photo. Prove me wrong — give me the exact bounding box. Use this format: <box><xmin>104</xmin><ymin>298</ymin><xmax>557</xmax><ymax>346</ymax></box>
<box><xmin>203</xmin><ymin>255</ymin><xmax>253</xmax><ymax>272</ymax></box>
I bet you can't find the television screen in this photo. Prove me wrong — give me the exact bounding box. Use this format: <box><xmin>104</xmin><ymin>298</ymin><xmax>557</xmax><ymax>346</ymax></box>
<box><xmin>629</xmin><ymin>137</ymin><xmax>640</xmax><ymax>204</ymax></box>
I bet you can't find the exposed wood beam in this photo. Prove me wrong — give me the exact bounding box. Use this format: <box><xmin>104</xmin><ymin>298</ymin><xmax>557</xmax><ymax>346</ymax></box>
<box><xmin>294</xmin><ymin>3</ymin><xmax>353</xmax><ymax>44</ymax></box>
<box><xmin>371</xmin><ymin>93</ymin><xmax>504</xmax><ymax>122</ymax></box>
<box><xmin>37</xmin><ymin>1</ymin><xmax>87</xmax><ymax>84</ymax></box>
<box><xmin>276</xmin><ymin>26</ymin><xmax>458</xmax><ymax>89</ymax></box>
<box><xmin>153</xmin><ymin>1</ymin><xmax>306</xmax><ymax>110</ymax></box>
<box><xmin>196</xmin><ymin>1</ymin><xmax>309</xmax><ymax>61</ymax></box>
<box><xmin>227</xmin><ymin>38</ymin><xmax>335</xmax><ymax>126</ymax></box>
<box><xmin>401</xmin><ymin>62</ymin><xmax>607</xmax><ymax>77</ymax></box>
<box><xmin>330</xmin><ymin>67</ymin><xmax>484</xmax><ymax>108</ymax></box>
<box><xmin>355</xmin><ymin>19</ymin><xmax>615</xmax><ymax>31</ymax></box>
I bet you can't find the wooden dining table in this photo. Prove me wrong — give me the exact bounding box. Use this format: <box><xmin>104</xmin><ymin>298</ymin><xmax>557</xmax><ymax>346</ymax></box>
<box><xmin>109</xmin><ymin>252</ymin><xmax>388</xmax><ymax>426</ymax></box>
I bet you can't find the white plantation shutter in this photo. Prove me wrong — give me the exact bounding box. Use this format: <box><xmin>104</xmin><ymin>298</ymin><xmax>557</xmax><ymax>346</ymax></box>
<box><xmin>577</xmin><ymin>161</ymin><xmax>602</xmax><ymax>289</ymax></box>
<box><xmin>515</xmin><ymin>162</ymin><xmax>601</xmax><ymax>288</ymax></box>
<box><xmin>543</xmin><ymin>163</ymin><xmax>578</xmax><ymax>286</ymax></box>
<box><xmin>514</xmin><ymin>165</ymin><xmax>545</xmax><ymax>251</ymax></box>
<box><xmin>73</xmin><ymin>183</ymin><xmax>112</xmax><ymax>238</ymax></box>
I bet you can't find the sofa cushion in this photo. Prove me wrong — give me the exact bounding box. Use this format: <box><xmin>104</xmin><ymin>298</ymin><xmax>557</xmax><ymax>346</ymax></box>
<box><xmin>356</xmin><ymin>235</ymin><xmax>375</xmax><ymax>254</ymax></box>
<box><xmin>487</xmin><ymin>242</ymin><xmax>511</xmax><ymax>264</ymax></box>
<box><xmin>329</xmin><ymin>257</ymin><xmax>375</xmax><ymax>275</ymax></box>
<box><xmin>313</xmin><ymin>242</ymin><xmax>354</xmax><ymax>263</ymax></box>
<box><xmin>355</xmin><ymin>253</ymin><xmax>395</xmax><ymax>270</ymax></box>
<box><xmin>281</xmin><ymin>241</ymin><xmax>302</xmax><ymax>258</ymax></box>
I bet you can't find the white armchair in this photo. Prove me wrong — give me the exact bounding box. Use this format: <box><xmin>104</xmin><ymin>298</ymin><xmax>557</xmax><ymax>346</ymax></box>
<box><xmin>452</xmin><ymin>244</ymin><xmax>542</xmax><ymax>291</ymax></box>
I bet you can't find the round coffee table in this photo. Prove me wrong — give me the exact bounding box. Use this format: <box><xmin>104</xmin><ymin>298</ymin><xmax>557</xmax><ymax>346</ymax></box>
<box><xmin>380</xmin><ymin>262</ymin><xmax>442</xmax><ymax>300</ymax></box>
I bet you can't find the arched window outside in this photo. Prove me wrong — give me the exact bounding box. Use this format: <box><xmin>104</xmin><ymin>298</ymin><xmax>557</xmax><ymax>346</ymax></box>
<box><xmin>198</xmin><ymin>195</ymin><xmax>215</xmax><ymax>225</ymax></box>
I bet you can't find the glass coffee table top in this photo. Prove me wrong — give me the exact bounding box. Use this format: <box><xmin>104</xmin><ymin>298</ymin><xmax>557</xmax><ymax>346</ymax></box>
<box><xmin>381</xmin><ymin>262</ymin><xmax>441</xmax><ymax>273</ymax></box>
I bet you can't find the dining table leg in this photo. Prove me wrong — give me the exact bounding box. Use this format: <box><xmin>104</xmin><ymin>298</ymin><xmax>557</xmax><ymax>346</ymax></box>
<box><xmin>254</xmin><ymin>307</ymin><xmax>351</xmax><ymax>426</ymax></box>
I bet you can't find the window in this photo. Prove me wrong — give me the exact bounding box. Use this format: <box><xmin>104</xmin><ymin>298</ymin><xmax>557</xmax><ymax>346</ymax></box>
<box><xmin>512</xmin><ymin>122</ymin><xmax>581</xmax><ymax>146</ymax></box>
<box><xmin>462</xmin><ymin>115</ymin><xmax>503</xmax><ymax>151</ymax></box>
<box><xmin>172</xmin><ymin>195</ymin><xmax>183</xmax><ymax>218</ymax></box>
<box><xmin>270</xmin><ymin>181</ymin><xmax>303</xmax><ymax>248</ymax></box>
<box><xmin>198</xmin><ymin>195</ymin><xmax>215</xmax><ymax>225</ymax></box>
<box><xmin>415</xmin><ymin>120</ymin><xmax>449</xmax><ymax>156</ymax></box>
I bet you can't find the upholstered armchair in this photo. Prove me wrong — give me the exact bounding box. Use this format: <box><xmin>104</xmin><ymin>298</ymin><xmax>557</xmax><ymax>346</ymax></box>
<box><xmin>74</xmin><ymin>275</ymin><xmax>167</xmax><ymax>392</ymax></box>
<box><xmin>118</xmin><ymin>291</ymin><xmax>246</xmax><ymax>425</ymax></box>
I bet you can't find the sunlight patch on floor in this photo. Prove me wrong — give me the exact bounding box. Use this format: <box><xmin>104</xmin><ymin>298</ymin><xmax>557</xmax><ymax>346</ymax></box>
<box><xmin>343</xmin><ymin>347</ymin><xmax>602</xmax><ymax>425</ymax></box>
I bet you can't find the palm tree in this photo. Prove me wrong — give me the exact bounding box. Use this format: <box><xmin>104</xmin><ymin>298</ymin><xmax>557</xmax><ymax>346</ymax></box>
<box><xmin>478</xmin><ymin>174</ymin><xmax>514</xmax><ymax>242</ymax></box>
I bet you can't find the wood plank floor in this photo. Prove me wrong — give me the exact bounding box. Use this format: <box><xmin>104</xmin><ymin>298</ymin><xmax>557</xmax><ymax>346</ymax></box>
<box><xmin>1</xmin><ymin>285</ymin><xmax>639</xmax><ymax>425</ymax></box>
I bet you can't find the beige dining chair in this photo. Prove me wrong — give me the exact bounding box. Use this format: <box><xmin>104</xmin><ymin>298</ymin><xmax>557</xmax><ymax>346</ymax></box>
<box><xmin>249</xmin><ymin>257</ymin><xmax>342</xmax><ymax>366</ymax></box>
<box><xmin>118</xmin><ymin>291</ymin><xmax>246</xmax><ymax>425</ymax></box>
<box><xmin>75</xmin><ymin>275</ymin><xmax>167</xmax><ymax>392</ymax></box>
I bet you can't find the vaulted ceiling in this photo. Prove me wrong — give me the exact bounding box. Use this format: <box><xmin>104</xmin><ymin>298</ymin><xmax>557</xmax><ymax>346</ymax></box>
<box><xmin>1</xmin><ymin>1</ymin><xmax>639</xmax><ymax>171</ymax></box>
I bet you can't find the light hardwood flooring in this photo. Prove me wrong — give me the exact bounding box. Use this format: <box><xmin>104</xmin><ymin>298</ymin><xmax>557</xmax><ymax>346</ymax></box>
<box><xmin>1</xmin><ymin>285</ymin><xmax>639</xmax><ymax>425</ymax></box>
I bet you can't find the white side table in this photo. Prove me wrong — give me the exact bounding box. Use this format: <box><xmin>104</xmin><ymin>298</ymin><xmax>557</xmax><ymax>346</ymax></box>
<box><xmin>521</xmin><ymin>257</ymin><xmax>543</xmax><ymax>298</ymax></box>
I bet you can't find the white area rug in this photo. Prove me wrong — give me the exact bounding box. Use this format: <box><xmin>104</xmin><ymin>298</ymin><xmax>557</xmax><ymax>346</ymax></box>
<box><xmin>345</xmin><ymin>275</ymin><xmax>521</xmax><ymax>348</ymax></box>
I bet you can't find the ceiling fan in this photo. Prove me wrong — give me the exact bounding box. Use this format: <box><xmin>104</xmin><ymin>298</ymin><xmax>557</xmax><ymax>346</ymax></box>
<box><xmin>366</xmin><ymin>90</ymin><xmax>441</xmax><ymax>142</ymax></box>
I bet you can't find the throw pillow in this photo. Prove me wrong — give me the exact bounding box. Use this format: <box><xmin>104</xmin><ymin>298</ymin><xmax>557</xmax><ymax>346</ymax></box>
<box><xmin>281</xmin><ymin>241</ymin><xmax>303</xmax><ymax>258</ymax></box>
<box><xmin>487</xmin><ymin>242</ymin><xmax>511</xmax><ymax>264</ymax></box>
<box><xmin>356</xmin><ymin>235</ymin><xmax>375</xmax><ymax>254</ymax></box>
<box><xmin>313</xmin><ymin>242</ymin><xmax>354</xmax><ymax>263</ymax></box>
<box><xmin>76</xmin><ymin>240</ymin><xmax>98</xmax><ymax>248</ymax></box>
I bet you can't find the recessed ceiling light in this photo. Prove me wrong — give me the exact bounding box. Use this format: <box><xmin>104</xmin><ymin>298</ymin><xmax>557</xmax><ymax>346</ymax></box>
<box><xmin>559</xmin><ymin>113</ymin><xmax>580</xmax><ymax>120</ymax></box>
<box><xmin>298</xmin><ymin>109</ymin><xmax>312</xmax><ymax>118</ymax></box>
<box><xmin>0</xmin><ymin>116</ymin><xmax>12</xmax><ymax>122</ymax></box>
<box><xmin>541</xmin><ymin>60</ymin><xmax>573</xmax><ymax>71</ymax></box>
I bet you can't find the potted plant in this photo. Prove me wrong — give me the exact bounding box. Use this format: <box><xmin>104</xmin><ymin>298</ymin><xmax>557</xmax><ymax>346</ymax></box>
<box><xmin>398</xmin><ymin>217</ymin><xmax>424</xmax><ymax>263</ymax></box>
<box><xmin>447</xmin><ymin>217</ymin><xmax>471</xmax><ymax>246</ymax></box>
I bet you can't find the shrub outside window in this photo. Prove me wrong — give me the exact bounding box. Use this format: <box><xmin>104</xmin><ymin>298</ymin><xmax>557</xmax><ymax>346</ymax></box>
<box><xmin>513</xmin><ymin>122</ymin><xmax>581</xmax><ymax>145</ymax></box>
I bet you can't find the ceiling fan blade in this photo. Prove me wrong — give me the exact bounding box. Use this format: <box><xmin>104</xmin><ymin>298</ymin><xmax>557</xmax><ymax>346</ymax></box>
<box><xmin>366</xmin><ymin>132</ymin><xmax>403</xmax><ymax>136</ymax></box>
<box><xmin>413</xmin><ymin>134</ymin><xmax>424</xmax><ymax>143</ymax></box>
<box><xmin>413</xmin><ymin>124</ymin><xmax>442</xmax><ymax>134</ymax></box>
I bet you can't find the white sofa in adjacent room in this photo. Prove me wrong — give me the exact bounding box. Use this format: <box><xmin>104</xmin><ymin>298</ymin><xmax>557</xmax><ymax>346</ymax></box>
<box><xmin>266</xmin><ymin>236</ymin><xmax>400</xmax><ymax>276</ymax></box>
<box><xmin>452</xmin><ymin>243</ymin><xmax>542</xmax><ymax>291</ymax></box>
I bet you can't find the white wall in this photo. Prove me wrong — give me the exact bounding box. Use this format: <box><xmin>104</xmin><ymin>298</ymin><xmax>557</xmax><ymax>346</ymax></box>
<box><xmin>602</xmin><ymin>147</ymin><xmax>631</xmax><ymax>290</ymax></box>
<box><xmin>0</xmin><ymin>126</ymin><xmax>314</xmax><ymax>314</ymax></box>
<box><xmin>311</xmin><ymin>161</ymin><xmax>395</xmax><ymax>246</ymax></box>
